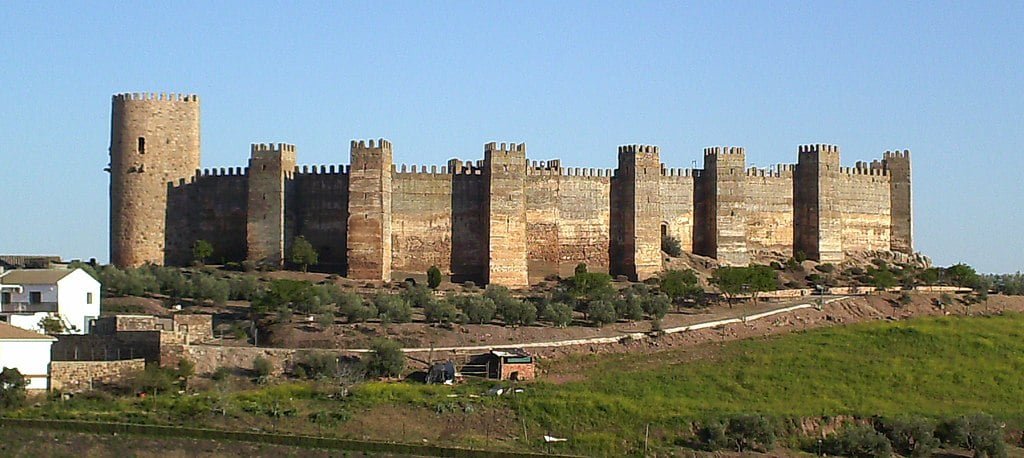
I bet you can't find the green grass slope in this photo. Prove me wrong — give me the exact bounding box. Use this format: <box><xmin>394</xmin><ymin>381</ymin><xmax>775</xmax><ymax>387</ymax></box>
<box><xmin>512</xmin><ymin>313</ymin><xmax>1024</xmax><ymax>453</ymax></box>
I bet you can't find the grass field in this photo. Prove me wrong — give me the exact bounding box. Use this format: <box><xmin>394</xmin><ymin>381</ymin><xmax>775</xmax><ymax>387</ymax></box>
<box><xmin>508</xmin><ymin>312</ymin><xmax>1024</xmax><ymax>454</ymax></box>
<box><xmin>13</xmin><ymin>313</ymin><xmax>1024</xmax><ymax>456</ymax></box>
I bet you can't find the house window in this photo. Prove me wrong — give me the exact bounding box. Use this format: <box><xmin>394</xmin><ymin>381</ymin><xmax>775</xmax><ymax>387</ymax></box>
<box><xmin>87</xmin><ymin>292</ymin><xmax>93</xmax><ymax>304</ymax></box>
<box><xmin>30</xmin><ymin>291</ymin><xmax>42</xmax><ymax>304</ymax></box>
<box><xmin>0</xmin><ymin>292</ymin><xmax>9</xmax><ymax>304</ymax></box>
<box><xmin>138</xmin><ymin>137</ymin><xmax>146</xmax><ymax>154</ymax></box>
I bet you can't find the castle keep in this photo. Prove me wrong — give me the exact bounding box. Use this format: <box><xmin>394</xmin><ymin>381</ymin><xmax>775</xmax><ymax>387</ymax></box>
<box><xmin>109</xmin><ymin>93</ymin><xmax>912</xmax><ymax>287</ymax></box>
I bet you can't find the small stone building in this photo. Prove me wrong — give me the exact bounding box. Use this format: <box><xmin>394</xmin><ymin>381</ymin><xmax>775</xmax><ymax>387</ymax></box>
<box><xmin>490</xmin><ymin>349</ymin><xmax>536</xmax><ymax>381</ymax></box>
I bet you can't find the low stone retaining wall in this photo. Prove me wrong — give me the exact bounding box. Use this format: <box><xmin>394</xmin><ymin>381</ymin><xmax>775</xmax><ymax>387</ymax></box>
<box><xmin>50</xmin><ymin>358</ymin><xmax>146</xmax><ymax>391</ymax></box>
<box><xmin>183</xmin><ymin>345</ymin><xmax>301</xmax><ymax>376</ymax></box>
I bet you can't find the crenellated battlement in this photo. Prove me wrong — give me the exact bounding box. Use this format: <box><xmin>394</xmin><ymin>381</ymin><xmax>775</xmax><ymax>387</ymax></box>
<box><xmin>484</xmin><ymin>142</ymin><xmax>527</xmax><ymax>154</ymax></box>
<box><xmin>113</xmin><ymin>92</ymin><xmax>199</xmax><ymax>103</ymax></box>
<box><xmin>799</xmin><ymin>144</ymin><xmax>840</xmax><ymax>154</ymax></box>
<box><xmin>661</xmin><ymin>167</ymin><xmax>698</xmax><ymax>178</ymax></box>
<box><xmin>883</xmin><ymin>149</ymin><xmax>911</xmax><ymax>159</ymax></box>
<box><xmin>704</xmin><ymin>146</ymin><xmax>746</xmax><ymax>156</ymax></box>
<box><xmin>744</xmin><ymin>164</ymin><xmax>795</xmax><ymax>178</ymax></box>
<box><xmin>197</xmin><ymin>167</ymin><xmax>247</xmax><ymax>177</ymax></box>
<box><xmin>251</xmin><ymin>143</ymin><xmax>296</xmax><ymax>155</ymax></box>
<box><xmin>561</xmin><ymin>167</ymin><xmax>613</xmax><ymax>178</ymax></box>
<box><xmin>618</xmin><ymin>144</ymin><xmax>660</xmax><ymax>155</ymax></box>
<box><xmin>351</xmin><ymin>138</ymin><xmax>393</xmax><ymax>151</ymax></box>
<box><xmin>295</xmin><ymin>164</ymin><xmax>349</xmax><ymax>176</ymax></box>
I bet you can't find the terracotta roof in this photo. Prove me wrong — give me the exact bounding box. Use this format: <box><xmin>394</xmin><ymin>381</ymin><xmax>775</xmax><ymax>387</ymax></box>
<box><xmin>0</xmin><ymin>268</ymin><xmax>75</xmax><ymax>285</ymax></box>
<box><xmin>0</xmin><ymin>322</ymin><xmax>57</xmax><ymax>341</ymax></box>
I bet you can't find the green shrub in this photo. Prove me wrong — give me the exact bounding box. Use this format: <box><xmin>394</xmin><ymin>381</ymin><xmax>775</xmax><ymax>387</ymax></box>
<box><xmin>586</xmin><ymin>300</ymin><xmax>618</xmax><ymax>326</ymax></box>
<box><xmin>0</xmin><ymin>367</ymin><xmax>28</xmax><ymax>408</ymax></box>
<box><xmin>823</xmin><ymin>424</ymin><xmax>893</xmax><ymax>458</ymax></box>
<box><xmin>452</xmin><ymin>295</ymin><xmax>496</xmax><ymax>324</ymax></box>
<box><xmin>365</xmin><ymin>339</ymin><xmax>405</xmax><ymax>378</ymax></box>
<box><xmin>373</xmin><ymin>294</ymin><xmax>412</xmax><ymax>323</ymax></box>
<box><xmin>963</xmin><ymin>414</ymin><xmax>1006</xmax><ymax>458</ymax></box>
<box><xmin>253</xmin><ymin>356</ymin><xmax>273</xmax><ymax>379</ymax></box>
<box><xmin>191</xmin><ymin>274</ymin><xmax>229</xmax><ymax>305</ymax></box>
<box><xmin>211</xmin><ymin>366</ymin><xmax>231</xmax><ymax>382</ymax></box>
<box><xmin>289</xmin><ymin>236</ymin><xmax>319</xmax><ymax>272</ymax></box>
<box><xmin>338</xmin><ymin>293</ymin><xmax>376</xmax><ymax>323</ymax></box>
<box><xmin>401</xmin><ymin>285</ymin><xmax>434</xmax><ymax>308</ymax></box>
<box><xmin>696</xmin><ymin>414</ymin><xmax>775</xmax><ymax>452</ymax></box>
<box><xmin>614</xmin><ymin>297</ymin><xmax>644</xmax><ymax>321</ymax></box>
<box><xmin>816</xmin><ymin>263</ymin><xmax>835</xmax><ymax>273</ymax></box>
<box><xmin>426</xmin><ymin>266</ymin><xmax>442</xmax><ymax>289</ymax></box>
<box><xmin>498</xmin><ymin>298</ymin><xmax>537</xmax><ymax>326</ymax></box>
<box><xmin>661</xmin><ymin>234</ymin><xmax>682</xmax><ymax>257</ymax></box>
<box><xmin>424</xmin><ymin>298</ymin><xmax>460</xmax><ymax>324</ymax></box>
<box><xmin>875</xmin><ymin>416</ymin><xmax>939</xmax><ymax>457</ymax></box>
<box><xmin>544</xmin><ymin>301</ymin><xmax>574</xmax><ymax>327</ymax></box>
<box><xmin>132</xmin><ymin>365</ymin><xmax>177</xmax><ymax>395</ymax></box>
<box><xmin>294</xmin><ymin>352</ymin><xmax>340</xmax><ymax>379</ymax></box>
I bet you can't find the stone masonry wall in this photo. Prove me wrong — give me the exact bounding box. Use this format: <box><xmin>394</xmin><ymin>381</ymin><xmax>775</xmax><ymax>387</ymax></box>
<box><xmin>290</xmin><ymin>168</ymin><xmax>350</xmax><ymax>272</ymax></box>
<box><xmin>525</xmin><ymin>169</ymin><xmax>561</xmax><ymax>279</ymax></box>
<box><xmin>246</xmin><ymin>143</ymin><xmax>297</xmax><ymax>267</ymax></box>
<box><xmin>50</xmin><ymin>358</ymin><xmax>146</xmax><ymax>392</ymax></box>
<box><xmin>660</xmin><ymin>170</ymin><xmax>695</xmax><ymax>254</ymax></box>
<box><xmin>391</xmin><ymin>169</ymin><xmax>453</xmax><ymax>274</ymax></box>
<box><xmin>166</xmin><ymin>171</ymin><xmax>248</xmax><ymax>265</ymax></box>
<box><xmin>837</xmin><ymin>169</ymin><xmax>891</xmax><ymax>252</ymax></box>
<box><xmin>557</xmin><ymin>173</ymin><xmax>612</xmax><ymax>274</ymax></box>
<box><xmin>744</xmin><ymin>168</ymin><xmax>794</xmax><ymax>255</ymax></box>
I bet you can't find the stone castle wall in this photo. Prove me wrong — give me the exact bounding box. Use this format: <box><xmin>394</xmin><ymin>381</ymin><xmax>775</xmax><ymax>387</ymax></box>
<box><xmin>50</xmin><ymin>358</ymin><xmax>146</xmax><ymax>392</ymax></box>
<box><xmin>109</xmin><ymin>94</ymin><xmax>912</xmax><ymax>286</ymax></box>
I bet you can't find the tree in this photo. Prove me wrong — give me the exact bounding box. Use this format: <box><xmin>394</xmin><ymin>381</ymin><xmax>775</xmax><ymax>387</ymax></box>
<box><xmin>823</xmin><ymin>425</ymin><xmax>893</xmax><ymax>458</ymax></box>
<box><xmin>38</xmin><ymin>315</ymin><xmax>66</xmax><ymax>335</ymax></box>
<box><xmin>365</xmin><ymin>339</ymin><xmax>405</xmax><ymax>378</ymax></box>
<box><xmin>543</xmin><ymin>301</ymin><xmax>574</xmax><ymax>327</ymax></box>
<box><xmin>316</xmin><ymin>312</ymin><xmax>335</xmax><ymax>329</ymax></box>
<box><xmin>426</xmin><ymin>266</ymin><xmax>442</xmax><ymax>289</ymax></box>
<box><xmin>875</xmin><ymin>416</ymin><xmax>939</xmax><ymax>458</ymax></box>
<box><xmin>373</xmin><ymin>294</ymin><xmax>412</xmax><ymax>323</ymax></box>
<box><xmin>586</xmin><ymin>300</ymin><xmax>618</xmax><ymax>326</ymax></box>
<box><xmin>424</xmin><ymin>298</ymin><xmax>460</xmax><ymax>324</ymax></box>
<box><xmin>192</xmin><ymin>240</ymin><xmax>213</xmax><ymax>265</ymax></box>
<box><xmin>452</xmin><ymin>295</ymin><xmax>496</xmax><ymax>324</ymax></box>
<box><xmin>746</xmin><ymin>265</ymin><xmax>779</xmax><ymax>303</ymax></box>
<box><xmin>339</xmin><ymin>293</ymin><xmax>376</xmax><ymax>323</ymax></box>
<box><xmin>642</xmin><ymin>293</ymin><xmax>671</xmax><ymax>320</ymax></box>
<box><xmin>498</xmin><ymin>298</ymin><xmax>537</xmax><ymax>326</ymax></box>
<box><xmin>132</xmin><ymin>365</ymin><xmax>176</xmax><ymax>395</ymax></box>
<box><xmin>945</xmin><ymin>263</ymin><xmax>981</xmax><ymax>289</ymax></box>
<box><xmin>964</xmin><ymin>414</ymin><xmax>1007</xmax><ymax>458</ymax></box>
<box><xmin>868</xmin><ymin>265</ymin><xmax>898</xmax><ymax>290</ymax></box>
<box><xmin>191</xmin><ymin>274</ymin><xmax>229</xmax><ymax>306</ymax></box>
<box><xmin>574</xmin><ymin>263</ymin><xmax>588</xmax><ymax>276</ymax></box>
<box><xmin>661</xmin><ymin>234</ymin><xmax>683</xmax><ymax>257</ymax></box>
<box><xmin>177</xmin><ymin>358</ymin><xmax>195</xmax><ymax>390</ymax></box>
<box><xmin>711</xmin><ymin>266</ymin><xmax>750</xmax><ymax>307</ymax></box>
<box><xmin>253</xmin><ymin>356</ymin><xmax>273</xmax><ymax>381</ymax></box>
<box><xmin>0</xmin><ymin>367</ymin><xmax>28</xmax><ymax>409</ymax></box>
<box><xmin>290</xmin><ymin>236</ymin><xmax>319</xmax><ymax>272</ymax></box>
<box><xmin>697</xmin><ymin>414</ymin><xmax>776</xmax><ymax>452</ymax></box>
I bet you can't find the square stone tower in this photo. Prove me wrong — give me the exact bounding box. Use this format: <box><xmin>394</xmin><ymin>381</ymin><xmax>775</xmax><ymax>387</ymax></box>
<box><xmin>246</xmin><ymin>143</ymin><xmax>296</xmax><ymax>267</ymax></box>
<box><xmin>612</xmin><ymin>145</ymin><xmax>663</xmax><ymax>280</ymax></box>
<box><xmin>484</xmin><ymin>142</ymin><xmax>529</xmax><ymax>288</ymax></box>
<box><xmin>347</xmin><ymin>139</ymin><xmax>393</xmax><ymax>281</ymax></box>
<box><xmin>794</xmin><ymin>144</ymin><xmax>843</xmax><ymax>262</ymax></box>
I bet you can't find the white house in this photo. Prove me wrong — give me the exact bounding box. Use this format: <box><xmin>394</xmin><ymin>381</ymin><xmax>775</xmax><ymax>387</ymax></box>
<box><xmin>0</xmin><ymin>268</ymin><xmax>101</xmax><ymax>334</ymax></box>
<box><xmin>0</xmin><ymin>321</ymin><xmax>56</xmax><ymax>390</ymax></box>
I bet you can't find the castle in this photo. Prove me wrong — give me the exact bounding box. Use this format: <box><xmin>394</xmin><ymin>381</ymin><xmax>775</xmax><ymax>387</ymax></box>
<box><xmin>108</xmin><ymin>93</ymin><xmax>912</xmax><ymax>288</ymax></box>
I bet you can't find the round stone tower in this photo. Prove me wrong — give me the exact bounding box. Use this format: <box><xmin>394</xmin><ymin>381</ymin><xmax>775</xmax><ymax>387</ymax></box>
<box><xmin>109</xmin><ymin>92</ymin><xmax>201</xmax><ymax>267</ymax></box>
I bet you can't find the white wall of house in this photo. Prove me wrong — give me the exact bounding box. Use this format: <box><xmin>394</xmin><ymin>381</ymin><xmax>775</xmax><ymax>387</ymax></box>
<box><xmin>0</xmin><ymin>269</ymin><xmax>100</xmax><ymax>334</ymax></box>
<box><xmin>56</xmin><ymin>269</ymin><xmax>101</xmax><ymax>333</ymax></box>
<box><xmin>0</xmin><ymin>339</ymin><xmax>54</xmax><ymax>390</ymax></box>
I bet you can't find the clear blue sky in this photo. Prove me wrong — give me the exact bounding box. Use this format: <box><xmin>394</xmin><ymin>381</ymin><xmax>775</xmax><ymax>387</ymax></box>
<box><xmin>1</xmin><ymin>2</ymin><xmax>1021</xmax><ymax>273</ymax></box>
